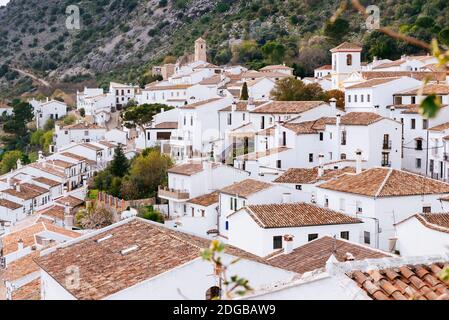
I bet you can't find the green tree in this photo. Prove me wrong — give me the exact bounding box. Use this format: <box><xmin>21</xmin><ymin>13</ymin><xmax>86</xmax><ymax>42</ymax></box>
<box><xmin>0</xmin><ymin>150</ymin><xmax>23</xmax><ymax>174</ymax></box>
<box><xmin>240</xmin><ymin>82</ymin><xmax>249</xmax><ymax>100</ymax></box>
<box><xmin>110</xmin><ymin>145</ymin><xmax>129</xmax><ymax>178</ymax></box>
<box><xmin>79</xmin><ymin>108</ymin><xmax>86</xmax><ymax>117</ymax></box>
<box><xmin>42</xmin><ymin>130</ymin><xmax>54</xmax><ymax>153</ymax></box>
<box><xmin>326</xmin><ymin>89</ymin><xmax>346</xmax><ymax>110</ymax></box>
<box><xmin>270</xmin><ymin>77</ymin><xmax>327</xmax><ymax>101</ymax></box>
<box><xmin>438</xmin><ymin>27</ymin><xmax>449</xmax><ymax>46</ymax></box>
<box><xmin>324</xmin><ymin>18</ymin><xmax>350</xmax><ymax>43</ymax></box>
<box><xmin>261</xmin><ymin>41</ymin><xmax>286</xmax><ymax>64</ymax></box>
<box><xmin>30</xmin><ymin>129</ymin><xmax>45</xmax><ymax>146</ymax></box>
<box><xmin>122</xmin><ymin>103</ymin><xmax>173</xmax><ymax>131</ymax></box>
<box><xmin>43</xmin><ymin>118</ymin><xmax>55</xmax><ymax>131</ymax></box>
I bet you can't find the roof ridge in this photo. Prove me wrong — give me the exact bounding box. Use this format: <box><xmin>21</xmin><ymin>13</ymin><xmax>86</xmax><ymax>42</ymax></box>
<box><xmin>374</xmin><ymin>168</ymin><xmax>393</xmax><ymax>198</ymax></box>
<box><xmin>417</xmin><ymin>213</ymin><xmax>449</xmax><ymax>232</ymax></box>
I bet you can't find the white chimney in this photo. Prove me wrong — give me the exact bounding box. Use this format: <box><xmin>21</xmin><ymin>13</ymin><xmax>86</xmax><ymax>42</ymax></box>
<box><xmin>161</xmin><ymin>108</ymin><xmax>165</xmax><ymax>113</ymax></box>
<box><xmin>38</xmin><ymin>151</ymin><xmax>44</xmax><ymax>163</ymax></box>
<box><xmin>389</xmin><ymin>106</ymin><xmax>396</xmax><ymax>120</ymax></box>
<box><xmin>282</xmin><ymin>193</ymin><xmax>292</xmax><ymax>204</ymax></box>
<box><xmin>6</xmin><ymin>176</ymin><xmax>11</xmax><ymax>186</ymax></box>
<box><xmin>17</xmin><ymin>239</ymin><xmax>24</xmax><ymax>251</ymax></box>
<box><xmin>231</xmin><ymin>100</ymin><xmax>237</xmax><ymax>112</ymax></box>
<box><xmin>15</xmin><ymin>183</ymin><xmax>21</xmax><ymax>192</ymax></box>
<box><xmin>355</xmin><ymin>149</ymin><xmax>362</xmax><ymax>174</ymax></box>
<box><xmin>318</xmin><ymin>154</ymin><xmax>325</xmax><ymax>177</ymax></box>
<box><xmin>283</xmin><ymin>235</ymin><xmax>294</xmax><ymax>254</ymax></box>
<box><xmin>329</xmin><ymin>97</ymin><xmax>337</xmax><ymax>114</ymax></box>
<box><xmin>16</xmin><ymin>158</ymin><xmax>22</xmax><ymax>169</ymax></box>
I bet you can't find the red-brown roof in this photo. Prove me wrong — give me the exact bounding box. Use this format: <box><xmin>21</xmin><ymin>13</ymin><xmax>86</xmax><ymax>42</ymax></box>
<box><xmin>319</xmin><ymin>168</ymin><xmax>449</xmax><ymax>197</ymax></box>
<box><xmin>220</xmin><ymin>179</ymin><xmax>272</xmax><ymax>198</ymax></box>
<box><xmin>330</xmin><ymin>42</ymin><xmax>363</xmax><ymax>52</ymax></box>
<box><xmin>180</xmin><ymin>98</ymin><xmax>222</xmax><ymax>110</ymax></box>
<box><xmin>267</xmin><ymin>236</ymin><xmax>390</xmax><ymax>274</ymax></box>
<box><xmin>188</xmin><ymin>191</ymin><xmax>219</xmax><ymax>207</ymax></box>
<box><xmin>0</xmin><ymin>198</ymin><xmax>22</xmax><ymax>210</ymax></box>
<box><xmin>251</xmin><ymin>101</ymin><xmax>326</xmax><ymax>114</ymax></box>
<box><xmin>274</xmin><ymin>167</ymin><xmax>356</xmax><ymax>184</ymax></box>
<box><xmin>347</xmin><ymin>77</ymin><xmax>400</xmax><ymax>89</ymax></box>
<box><xmin>34</xmin><ymin>218</ymin><xmax>271</xmax><ymax>300</ymax></box>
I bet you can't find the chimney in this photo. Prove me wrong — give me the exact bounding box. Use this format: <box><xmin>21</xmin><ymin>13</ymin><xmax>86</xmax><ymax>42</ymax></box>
<box><xmin>355</xmin><ymin>149</ymin><xmax>362</xmax><ymax>174</ymax></box>
<box><xmin>329</xmin><ymin>97</ymin><xmax>337</xmax><ymax>114</ymax></box>
<box><xmin>282</xmin><ymin>193</ymin><xmax>292</xmax><ymax>204</ymax></box>
<box><xmin>161</xmin><ymin>108</ymin><xmax>165</xmax><ymax>113</ymax></box>
<box><xmin>15</xmin><ymin>183</ymin><xmax>21</xmax><ymax>192</ymax></box>
<box><xmin>38</xmin><ymin>151</ymin><xmax>44</xmax><ymax>163</ymax></box>
<box><xmin>373</xmin><ymin>56</ymin><xmax>378</xmax><ymax>62</ymax></box>
<box><xmin>6</xmin><ymin>176</ymin><xmax>11</xmax><ymax>187</ymax></box>
<box><xmin>325</xmin><ymin>254</ymin><xmax>339</xmax><ymax>275</ymax></box>
<box><xmin>318</xmin><ymin>154</ymin><xmax>325</xmax><ymax>177</ymax></box>
<box><xmin>345</xmin><ymin>252</ymin><xmax>355</xmax><ymax>261</ymax></box>
<box><xmin>17</xmin><ymin>238</ymin><xmax>24</xmax><ymax>251</ymax></box>
<box><xmin>283</xmin><ymin>235</ymin><xmax>294</xmax><ymax>254</ymax></box>
<box><xmin>16</xmin><ymin>158</ymin><xmax>22</xmax><ymax>169</ymax></box>
<box><xmin>389</xmin><ymin>106</ymin><xmax>395</xmax><ymax>120</ymax></box>
<box><xmin>231</xmin><ymin>99</ymin><xmax>237</xmax><ymax>112</ymax></box>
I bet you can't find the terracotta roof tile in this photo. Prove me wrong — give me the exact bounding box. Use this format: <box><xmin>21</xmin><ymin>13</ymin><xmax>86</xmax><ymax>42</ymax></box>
<box><xmin>188</xmin><ymin>191</ymin><xmax>219</xmax><ymax>207</ymax></box>
<box><xmin>61</xmin><ymin>123</ymin><xmax>105</xmax><ymax>130</ymax></box>
<box><xmin>180</xmin><ymin>98</ymin><xmax>222</xmax><ymax>109</ymax></box>
<box><xmin>260</xmin><ymin>65</ymin><xmax>293</xmax><ymax>71</ymax></box>
<box><xmin>347</xmin><ymin>77</ymin><xmax>400</xmax><ymax>89</ymax></box>
<box><xmin>319</xmin><ymin>168</ymin><xmax>449</xmax><ymax>197</ymax></box>
<box><xmin>282</xmin><ymin>117</ymin><xmax>333</xmax><ymax>134</ymax></box>
<box><xmin>251</xmin><ymin>101</ymin><xmax>326</xmax><ymax>114</ymax></box>
<box><xmin>11</xmin><ymin>278</ymin><xmax>41</xmax><ymax>300</ymax></box>
<box><xmin>167</xmin><ymin>162</ymin><xmax>219</xmax><ymax>176</ymax></box>
<box><xmin>0</xmin><ymin>198</ymin><xmax>22</xmax><ymax>210</ymax></box>
<box><xmin>330</xmin><ymin>42</ymin><xmax>363</xmax><ymax>52</ymax></box>
<box><xmin>153</xmin><ymin>122</ymin><xmax>178</xmax><ymax>129</ymax></box>
<box><xmin>61</xmin><ymin>152</ymin><xmax>90</xmax><ymax>162</ymax></box>
<box><xmin>396</xmin><ymin>84</ymin><xmax>449</xmax><ymax>96</ymax></box>
<box><xmin>220</xmin><ymin>179</ymin><xmax>272</xmax><ymax>198</ymax></box>
<box><xmin>274</xmin><ymin>167</ymin><xmax>356</xmax><ymax>184</ymax></box>
<box><xmin>349</xmin><ymin>262</ymin><xmax>449</xmax><ymax>300</ymax></box>
<box><xmin>219</xmin><ymin>101</ymin><xmax>265</xmax><ymax>112</ymax></box>
<box><xmin>315</xmin><ymin>64</ymin><xmax>332</xmax><ymax>70</ymax></box>
<box><xmin>32</xmin><ymin>177</ymin><xmax>61</xmax><ymax>187</ymax></box>
<box><xmin>34</xmin><ymin>218</ymin><xmax>271</xmax><ymax>300</ymax></box>
<box><xmin>37</xmin><ymin>205</ymin><xmax>65</xmax><ymax>221</ymax></box>
<box><xmin>429</xmin><ymin>122</ymin><xmax>449</xmax><ymax>132</ymax></box>
<box><xmin>361</xmin><ymin>71</ymin><xmax>446</xmax><ymax>82</ymax></box>
<box><xmin>240</xmin><ymin>203</ymin><xmax>362</xmax><ymax>228</ymax></box>
<box><xmin>267</xmin><ymin>236</ymin><xmax>389</xmax><ymax>274</ymax></box>
<box><xmin>55</xmin><ymin>195</ymin><xmax>84</xmax><ymax>207</ymax></box>
<box><xmin>327</xmin><ymin>112</ymin><xmax>385</xmax><ymax>126</ymax></box>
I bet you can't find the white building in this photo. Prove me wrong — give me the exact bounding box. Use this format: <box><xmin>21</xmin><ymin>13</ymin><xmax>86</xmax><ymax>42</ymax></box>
<box><xmin>30</xmin><ymin>99</ymin><xmax>68</xmax><ymax>129</ymax></box>
<box><xmin>227</xmin><ymin>202</ymin><xmax>363</xmax><ymax>257</ymax></box>
<box><xmin>317</xmin><ymin>167</ymin><xmax>449</xmax><ymax>251</ymax></box>
<box><xmin>330</xmin><ymin>42</ymin><xmax>363</xmax><ymax>90</ymax></box>
<box><xmin>36</xmin><ymin>218</ymin><xmax>297</xmax><ymax>300</ymax></box>
<box><xmin>110</xmin><ymin>82</ymin><xmax>138</xmax><ymax>108</ymax></box>
<box><xmin>54</xmin><ymin>122</ymin><xmax>107</xmax><ymax>152</ymax></box>
<box><xmin>395</xmin><ymin>213</ymin><xmax>449</xmax><ymax>256</ymax></box>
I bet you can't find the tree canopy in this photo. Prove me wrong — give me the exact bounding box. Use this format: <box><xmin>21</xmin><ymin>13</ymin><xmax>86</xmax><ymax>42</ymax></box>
<box><xmin>270</xmin><ymin>77</ymin><xmax>327</xmax><ymax>101</ymax></box>
<box><xmin>122</xmin><ymin>103</ymin><xmax>173</xmax><ymax>130</ymax></box>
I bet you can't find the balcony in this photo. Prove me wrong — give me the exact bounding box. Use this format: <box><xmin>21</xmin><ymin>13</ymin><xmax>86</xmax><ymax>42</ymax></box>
<box><xmin>381</xmin><ymin>160</ymin><xmax>392</xmax><ymax>167</ymax></box>
<box><xmin>158</xmin><ymin>186</ymin><xmax>190</xmax><ymax>201</ymax></box>
<box><xmin>382</xmin><ymin>140</ymin><xmax>392</xmax><ymax>150</ymax></box>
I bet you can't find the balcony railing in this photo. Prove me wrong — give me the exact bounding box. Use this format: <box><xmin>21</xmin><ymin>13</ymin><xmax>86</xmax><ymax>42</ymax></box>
<box><xmin>382</xmin><ymin>140</ymin><xmax>392</xmax><ymax>150</ymax></box>
<box><xmin>381</xmin><ymin>160</ymin><xmax>392</xmax><ymax>167</ymax></box>
<box><xmin>158</xmin><ymin>186</ymin><xmax>190</xmax><ymax>200</ymax></box>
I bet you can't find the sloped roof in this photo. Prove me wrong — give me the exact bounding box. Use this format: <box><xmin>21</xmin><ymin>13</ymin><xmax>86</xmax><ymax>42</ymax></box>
<box><xmin>274</xmin><ymin>167</ymin><xmax>356</xmax><ymax>184</ymax></box>
<box><xmin>318</xmin><ymin>167</ymin><xmax>449</xmax><ymax>197</ymax></box>
<box><xmin>219</xmin><ymin>179</ymin><xmax>272</xmax><ymax>198</ymax></box>
<box><xmin>251</xmin><ymin>101</ymin><xmax>326</xmax><ymax>114</ymax></box>
<box><xmin>330</xmin><ymin>42</ymin><xmax>363</xmax><ymax>52</ymax></box>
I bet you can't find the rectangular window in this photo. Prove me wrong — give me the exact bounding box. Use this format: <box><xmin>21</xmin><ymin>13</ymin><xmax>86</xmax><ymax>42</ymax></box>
<box><xmin>341</xmin><ymin>231</ymin><xmax>350</xmax><ymax>240</ymax></box>
<box><xmin>242</xmin><ymin>113</ymin><xmax>246</xmax><ymax>121</ymax></box>
<box><xmin>367</xmin><ymin>94</ymin><xmax>370</xmax><ymax>102</ymax></box>
<box><xmin>356</xmin><ymin>201</ymin><xmax>363</xmax><ymax>214</ymax></box>
<box><xmin>190</xmin><ymin>116</ymin><xmax>193</xmax><ymax>126</ymax></box>
<box><xmin>308</xmin><ymin>234</ymin><xmax>318</xmax><ymax>242</ymax></box>
<box><xmin>411</xmin><ymin>96</ymin><xmax>416</xmax><ymax>104</ymax></box>
<box><xmin>339</xmin><ymin>198</ymin><xmax>345</xmax><ymax>211</ymax></box>
<box><xmin>394</xmin><ymin>96</ymin><xmax>402</xmax><ymax>105</ymax></box>
<box><xmin>422</xmin><ymin>206</ymin><xmax>431</xmax><ymax>213</ymax></box>
<box><xmin>422</xmin><ymin>119</ymin><xmax>428</xmax><ymax>129</ymax></box>
<box><xmin>364</xmin><ymin>231</ymin><xmax>371</xmax><ymax>244</ymax></box>
<box><xmin>273</xmin><ymin>236</ymin><xmax>282</xmax><ymax>249</ymax></box>
<box><xmin>348</xmin><ymin>95</ymin><xmax>351</xmax><ymax>103</ymax></box>
<box><xmin>324</xmin><ymin>196</ymin><xmax>329</xmax><ymax>207</ymax></box>
<box><xmin>319</xmin><ymin>132</ymin><xmax>324</xmax><ymax>141</ymax></box>
<box><xmin>276</xmin><ymin>160</ymin><xmax>282</xmax><ymax>169</ymax></box>
<box><xmin>233</xmin><ymin>198</ymin><xmax>237</xmax><ymax>211</ymax></box>
<box><xmin>227</xmin><ymin>113</ymin><xmax>232</xmax><ymax>125</ymax></box>
<box><xmin>309</xmin><ymin>153</ymin><xmax>313</xmax><ymax>163</ymax></box>
<box><xmin>361</xmin><ymin>95</ymin><xmax>364</xmax><ymax>103</ymax></box>
<box><xmin>416</xmin><ymin>158</ymin><xmax>422</xmax><ymax>169</ymax></box>
<box><xmin>225</xmin><ymin>221</ymin><xmax>229</xmax><ymax>230</ymax></box>
<box><xmin>354</xmin><ymin>95</ymin><xmax>357</xmax><ymax>103</ymax></box>
<box><xmin>230</xmin><ymin>197</ymin><xmax>234</xmax><ymax>210</ymax></box>
<box><xmin>411</xmin><ymin>119</ymin><xmax>416</xmax><ymax>129</ymax></box>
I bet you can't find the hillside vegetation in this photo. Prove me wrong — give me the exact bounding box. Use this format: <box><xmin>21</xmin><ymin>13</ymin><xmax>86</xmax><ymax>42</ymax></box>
<box><xmin>1</xmin><ymin>0</ymin><xmax>449</xmax><ymax>98</ymax></box>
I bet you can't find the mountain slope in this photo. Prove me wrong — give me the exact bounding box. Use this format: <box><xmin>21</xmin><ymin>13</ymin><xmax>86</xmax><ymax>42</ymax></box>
<box><xmin>1</xmin><ymin>0</ymin><xmax>449</xmax><ymax>98</ymax></box>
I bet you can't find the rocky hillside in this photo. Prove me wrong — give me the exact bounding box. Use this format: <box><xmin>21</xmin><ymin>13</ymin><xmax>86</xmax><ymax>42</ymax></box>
<box><xmin>1</xmin><ymin>0</ymin><xmax>449</xmax><ymax>99</ymax></box>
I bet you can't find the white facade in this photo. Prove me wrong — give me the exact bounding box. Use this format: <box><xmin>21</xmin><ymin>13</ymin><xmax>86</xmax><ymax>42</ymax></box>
<box><xmin>30</xmin><ymin>99</ymin><xmax>68</xmax><ymax>129</ymax></box>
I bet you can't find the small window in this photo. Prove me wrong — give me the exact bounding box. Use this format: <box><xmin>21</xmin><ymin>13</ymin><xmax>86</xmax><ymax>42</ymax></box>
<box><xmin>308</xmin><ymin>233</ymin><xmax>318</xmax><ymax>242</ymax></box>
<box><xmin>225</xmin><ymin>221</ymin><xmax>229</xmax><ymax>230</ymax></box>
<box><xmin>367</xmin><ymin>94</ymin><xmax>370</xmax><ymax>102</ymax></box>
<box><xmin>422</xmin><ymin>206</ymin><xmax>431</xmax><ymax>213</ymax></box>
<box><xmin>319</xmin><ymin>132</ymin><xmax>324</xmax><ymax>141</ymax></box>
<box><xmin>364</xmin><ymin>231</ymin><xmax>371</xmax><ymax>244</ymax></box>
<box><xmin>230</xmin><ymin>197</ymin><xmax>234</xmax><ymax>210</ymax></box>
<box><xmin>361</xmin><ymin>95</ymin><xmax>364</xmax><ymax>103</ymax></box>
<box><xmin>422</xmin><ymin>119</ymin><xmax>428</xmax><ymax>130</ymax></box>
<box><xmin>295</xmin><ymin>185</ymin><xmax>302</xmax><ymax>190</ymax></box>
<box><xmin>341</xmin><ymin>231</ymin><xmax>349</xmax><ymax>240</ymax></box>
<box><xmin>416</xmin><ymin>158</ymin><xmax>422</xmax><ymax>169</ymax></box>
<box><xmin>354</xmin><ymin>95</ymin><xmax>357</xmax><ymax>103</ymax></box>
<box><xmin>348</xmin><ymin>95</ymin><xmax>351</xmax><ymax>103</ymax></box>
<box><xmin>346</xmin><ymin>54</ymin><xmax>352</xmax><ymax>66</ymax></box>
<box><xmin>273</xmin><ymin>236</ymin><xmax>282</xmax><ymax>249</ymax></box>
<box><xmin>276</xmin><ymin>160</ymin><xmax>282</xmax><ymax>169</ymax></box>
<box><xmin>309</xmin><ymin>153</ymin><xmax>313</xmax><ymax>163</ymax></box>
<box><xmin>227</xmin><ymin>113</ymin><xmax>232</xmax><ymax>125</ymax></box>
<box><xmin>324</xmin><ymin>196</ymin><xmax>329</xmax><ymax>207</ymax></box>
<box><xmin>411</xmin><ymin>119</ymin><xmax>416</xmax><ymax>129</ymax></box>
<box><xmin>416</xmin><ymin>139</ymin><xmax>423</xmax><ymax>150</ymax></box>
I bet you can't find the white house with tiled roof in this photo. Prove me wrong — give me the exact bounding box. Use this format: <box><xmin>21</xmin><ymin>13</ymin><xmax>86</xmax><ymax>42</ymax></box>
<box><xmin>344</xmin><ymin>76</ymin><xmax>421</xmax><ymax>117</ymax></box>
<box><xmin>218</xmin><ymin>179</ymin><xmax>299</xmax><ymax>240</ymax></box>
<box><xmin>159</xmin><ymin>161</ymin><xmax>249</xmax><ymax>220</ymax></box>
<box><xmin>109</xmin><ymin>82</ymin><xmax>138</xmax><ymax>109</ymax></box>
<box><xmin>317</xmin><ymin>167</ymin><xmax>449</xmax><ymax>251</ymax></box>
<box><xmin>371</xmin><ymin>54</ymin><xmax>437</xmax><ymax>72</ymax></box>
<box><xmin>54</xmin><ymin>122</ymin><xmax>107</xmax><ymax>152</ymax></box>
<box><xmin>29</xmin><ymin>99</ymin><xmax>68</xmax><ymax>129</ymax></box>
<box><xmin>227</xmin><ymin>202</ymin><xmax>363</xmax><ymax>257</ymax></box>
<box><xmin>36</xmin><ymin>218</ymin><xmax>297</xmax><ymax>300</ymax></box>
<box><xmin>395</xmin><ymin>213</ymin><xmax>449</xmax><ymax>256</ymax></box>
